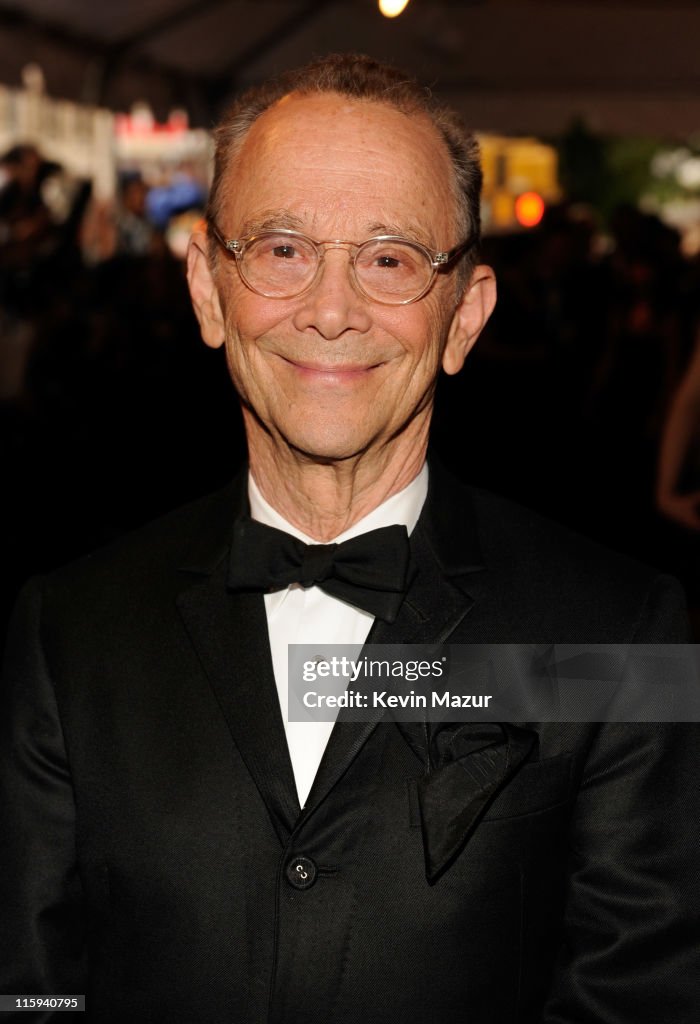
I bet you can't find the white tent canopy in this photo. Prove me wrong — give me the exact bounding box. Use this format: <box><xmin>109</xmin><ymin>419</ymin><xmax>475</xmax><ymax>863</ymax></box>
<box><xmin>1</xmin><ymin>0</ymin><xmax>699</xmax><ymax>138</ymax></box>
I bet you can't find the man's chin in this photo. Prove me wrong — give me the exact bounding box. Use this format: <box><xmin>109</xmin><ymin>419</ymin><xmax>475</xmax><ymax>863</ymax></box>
<box><xmin>287</xmin><ymin>437</ymin><xmax>372</xmax><ymax>464</ymax></box>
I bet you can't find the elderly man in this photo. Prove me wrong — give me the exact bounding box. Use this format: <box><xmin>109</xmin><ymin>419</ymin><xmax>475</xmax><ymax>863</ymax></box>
<box><xmin>1</xmin><ymin>54</ymin><xmax>698</xmax><ymax>1023</ymax></box>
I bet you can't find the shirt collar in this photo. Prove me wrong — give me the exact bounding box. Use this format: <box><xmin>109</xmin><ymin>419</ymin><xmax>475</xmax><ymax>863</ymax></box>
<box><xmin>248</xmin><ymin>462</ymin><xmax>429</xmax><ymax>543</ymax></box>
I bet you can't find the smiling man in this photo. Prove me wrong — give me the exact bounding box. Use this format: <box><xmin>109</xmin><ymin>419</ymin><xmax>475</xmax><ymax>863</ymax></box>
<box><xmin>190</xmin><ymin>84</ymin><xmax>492</xmax><ymax>530</ymax></box>
<box><xmin>1</xmin><ymin>54</ymin><xmax>699</xmax><ymax>1023</ymax></box>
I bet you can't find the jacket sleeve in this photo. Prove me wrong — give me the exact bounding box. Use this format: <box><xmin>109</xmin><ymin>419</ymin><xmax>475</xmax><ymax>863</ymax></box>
<box><xmin>542</xmin><ymin>574</ymin><xmax>700</xmax><ymax>1023</ymax></box>
<box><xmin>0</xmin><ymin>578</ymin><xmax>86</xmax><ymax>1020</ymax></box>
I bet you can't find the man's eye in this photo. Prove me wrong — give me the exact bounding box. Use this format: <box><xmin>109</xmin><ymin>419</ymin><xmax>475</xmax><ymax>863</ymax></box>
<box><xmin>272</xmin><ymin>245</ymin><xmax>297</xmax><ymax>259</ymax></box>
<box><xmin>375</xmin><ymin>254</ymin><xmax>401</xmax><ymax>269</ymax></box>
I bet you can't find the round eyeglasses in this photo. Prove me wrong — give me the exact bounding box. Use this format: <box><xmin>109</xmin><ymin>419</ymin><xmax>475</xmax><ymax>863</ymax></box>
<box><xmin>209</xmin><ymin>225</ymin><xmax>475</xmax><ymax>305</ymax></box>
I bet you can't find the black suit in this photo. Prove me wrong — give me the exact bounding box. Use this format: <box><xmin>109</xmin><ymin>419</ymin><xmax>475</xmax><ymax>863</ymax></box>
<box><xmin>1</xmin><ymin>464</ymin><xmax>698</xmax><ymax>1022</ymax></box>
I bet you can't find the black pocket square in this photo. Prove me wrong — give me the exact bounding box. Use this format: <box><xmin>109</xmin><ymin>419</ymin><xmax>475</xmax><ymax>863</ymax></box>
<box><xmin>400</xmin><ymin>721</ymin><xmax>537</xmax><ymax>883</ymax></box>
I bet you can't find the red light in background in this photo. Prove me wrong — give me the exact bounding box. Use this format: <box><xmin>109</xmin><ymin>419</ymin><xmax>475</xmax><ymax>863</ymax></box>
<box><xmin>515</xmin><ymin>191</ymin><xmax>545</xmax><ymax>228</ymax></box>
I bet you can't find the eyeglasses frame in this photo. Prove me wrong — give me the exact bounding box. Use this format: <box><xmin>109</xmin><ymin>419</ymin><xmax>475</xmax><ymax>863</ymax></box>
<box><xmin>208</xmin><ymin>223</ymin><xmax>475</xmax><ymax>305</ymax></box>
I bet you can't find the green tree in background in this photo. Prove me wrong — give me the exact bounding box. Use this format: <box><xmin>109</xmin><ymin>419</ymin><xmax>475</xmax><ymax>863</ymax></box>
<box><xmin>556</xmin><ymin>118</ymin><xmax>678</xmax><ymax>222</ymax></box>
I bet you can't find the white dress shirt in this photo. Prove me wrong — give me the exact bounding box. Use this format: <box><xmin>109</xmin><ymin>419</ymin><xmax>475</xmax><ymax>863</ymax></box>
<box><xmin>248</xmin><ymin>464</ymin><xmax>429</xmax><ymax>807</ymax></box>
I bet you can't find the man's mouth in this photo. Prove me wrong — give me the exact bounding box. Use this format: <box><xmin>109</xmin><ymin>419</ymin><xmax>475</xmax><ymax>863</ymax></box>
<box><xmin>278</xmin><ymin>355</ymin><xmax>385</xmax><ymax>380</ymax></box>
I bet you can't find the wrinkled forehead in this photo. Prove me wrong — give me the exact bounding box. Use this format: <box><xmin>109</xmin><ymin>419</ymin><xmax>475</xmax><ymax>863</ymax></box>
<box><xmin>219</xmin><ymin>92</ymin><xmax>459</xmax><ymax>240</ymax></box>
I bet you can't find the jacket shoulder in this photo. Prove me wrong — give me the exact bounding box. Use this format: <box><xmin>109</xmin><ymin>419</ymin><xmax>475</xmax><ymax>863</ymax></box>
<box><xmin>26</xmin><ymin>479</ymin><xmax>242</xmax><ymax>626</ymax></box>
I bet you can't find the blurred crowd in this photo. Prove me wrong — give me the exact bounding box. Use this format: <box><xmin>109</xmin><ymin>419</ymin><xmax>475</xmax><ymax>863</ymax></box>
<box><xmin>433</xmin><ymin>203</ymin><xmax>700</xmax><ymax>629</ymax></box>
<box><xmin>0</xmin><ymin>145</ymin><xmax>243</xmax><ymax>629</ymax></box>
<box><xmin>2</xmin><ymin>144</ymin><xmax>700</xmax><ymax>633</ymax></box>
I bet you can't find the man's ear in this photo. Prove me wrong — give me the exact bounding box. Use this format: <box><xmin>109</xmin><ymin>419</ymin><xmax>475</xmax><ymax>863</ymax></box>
<box><xmin>187</xmin><ymin>230</ymin><xmax>225</xmax><ymax>349</ymax></box>
<box><xmin>442</xmin><ymin>265</ymin><xmax>497</xmax><ymax>376</ymax></box>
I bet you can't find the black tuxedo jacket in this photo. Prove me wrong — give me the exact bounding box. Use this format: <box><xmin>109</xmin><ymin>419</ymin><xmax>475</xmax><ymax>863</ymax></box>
<box><xmin>1</xmin><ymin>464</ymin><xmax>698</xmax><ymax>1023</ymax></box>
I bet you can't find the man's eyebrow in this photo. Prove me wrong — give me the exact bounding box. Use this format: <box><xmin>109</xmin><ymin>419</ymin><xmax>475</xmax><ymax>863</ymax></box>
<box><xmin>237</xmin><ymin>211</ymin><xmax>306</xmax><ymax>235</ymax></box>
<box><xmin>366</xmin><ymin>221</ymin><xmax>435</xmax><ymax>247</ymax></box>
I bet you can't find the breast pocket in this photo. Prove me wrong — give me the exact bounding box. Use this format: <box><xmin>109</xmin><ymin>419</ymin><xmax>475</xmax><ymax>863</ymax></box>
<box><xmin>407</xmin><ymin>752</ymin><xmax>574</xmax><ymax>829</ymax></box>
<box><xmin>481</xmin><ymin>752</ymin><xmax>574</xmax><ymax>821</ymax></box>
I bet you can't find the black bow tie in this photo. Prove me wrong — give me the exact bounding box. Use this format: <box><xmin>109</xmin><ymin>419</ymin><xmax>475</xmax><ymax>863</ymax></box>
<box><xmin>227</xmin><ymin>519</ymin><xmax>412</xmax><ymax>622</ymax></box>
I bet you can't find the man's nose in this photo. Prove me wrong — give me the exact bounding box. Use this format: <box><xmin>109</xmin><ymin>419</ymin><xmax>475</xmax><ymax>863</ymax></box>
<box><xmin>291</xmin><ymin>248</ymin><xmax>372</xmax><ymax>340</ymax></box>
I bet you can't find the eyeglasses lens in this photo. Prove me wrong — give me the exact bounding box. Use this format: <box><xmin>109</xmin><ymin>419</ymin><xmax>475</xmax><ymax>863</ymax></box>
<box><xmin>355</xmin><ymin>239</ymin><xmax>430</xmax><ymax>302</ymax></box>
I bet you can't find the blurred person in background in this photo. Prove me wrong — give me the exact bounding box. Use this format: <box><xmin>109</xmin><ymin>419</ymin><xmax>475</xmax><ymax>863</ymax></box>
<box><xmin>0</xmin><ymin>144</ymin><xmax>59</xmax><ymax>399</ymax></box>
<box><xmin>656</xmin><ymin>323</ymin><xmax>700</xmax><ymax>636</ymax></box>
<box><xmin>657</xmin><ymin>325</ymin><xmax>700</xmax><ymax>531</ymax></box>
<box><xmin>81</xmin><ymin>173</ymin><xmax>156</xmax><ymax>263</ymax></box>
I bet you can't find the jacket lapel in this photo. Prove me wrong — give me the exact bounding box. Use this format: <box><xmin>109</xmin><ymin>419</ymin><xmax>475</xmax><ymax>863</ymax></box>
<box><xmin>175</xmin><ymin>471</ymin><xmax>301</xmax><ymax>841</ymax></box>
<box><xmin>305</xmin><ymin>466</ymin><xmax>542</xmax><ymax>881</ymax></box>
<box><xmin>302</xmin><ymin>461</ymin><xmax>486</xmax><ymax>815</ymax></box>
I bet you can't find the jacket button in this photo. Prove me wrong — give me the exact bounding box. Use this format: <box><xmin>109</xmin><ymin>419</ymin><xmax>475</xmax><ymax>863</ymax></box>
<box><xmin>286</xmin><ymin>856</ymin><xmax>317</xmax><ymax>890</ymax></box>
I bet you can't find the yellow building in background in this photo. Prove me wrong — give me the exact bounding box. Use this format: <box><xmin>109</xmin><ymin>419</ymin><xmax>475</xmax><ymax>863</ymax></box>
<box><xmin>479</xmin><ymin>134</ymin><xmax>560</xmax><ymax>231</ymax></box>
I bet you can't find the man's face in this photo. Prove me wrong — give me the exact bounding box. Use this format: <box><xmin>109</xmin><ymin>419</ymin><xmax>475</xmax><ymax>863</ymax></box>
<box><xmin>190</xmin><ymin>92</ymin><xmax>494</xmax><ymax>463</ymax></box>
